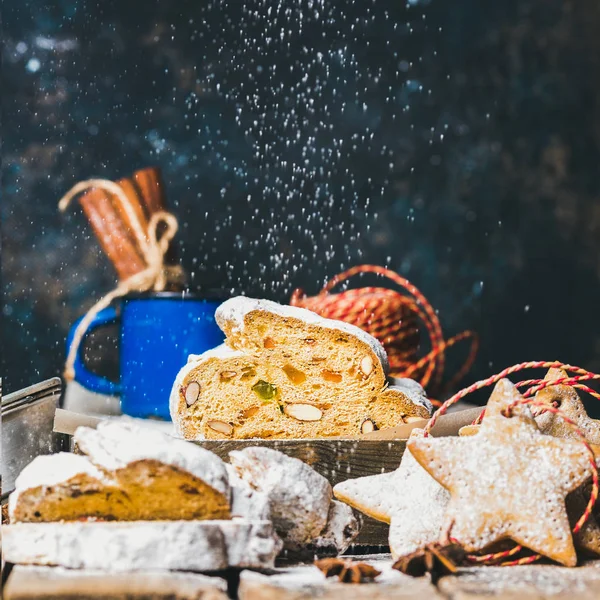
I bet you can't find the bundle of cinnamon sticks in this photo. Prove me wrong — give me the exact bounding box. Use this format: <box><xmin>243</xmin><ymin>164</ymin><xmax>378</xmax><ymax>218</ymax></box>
<box><xmin>78</xmin><ymin>167</ymin><xmax>181</xmax><ymax>287</ymax></box>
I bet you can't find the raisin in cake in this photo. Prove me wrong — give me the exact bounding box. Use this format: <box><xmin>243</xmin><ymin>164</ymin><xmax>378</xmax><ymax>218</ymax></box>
<box><xmin>9</xmin><ymin>421</ymin><xmax>231</xmax><ymax>523</ymax></box>
<box><xmin>170</xmin><ymin>297</ymin><xmax>431</xmax><ymax>439</ymax></box>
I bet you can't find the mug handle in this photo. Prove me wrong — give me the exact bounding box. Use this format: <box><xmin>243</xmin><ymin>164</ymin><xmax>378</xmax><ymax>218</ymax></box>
<box><xmin>66</xmin><ymin>306</ymin><xmax>122</xmax><ymax>397</ymax></box>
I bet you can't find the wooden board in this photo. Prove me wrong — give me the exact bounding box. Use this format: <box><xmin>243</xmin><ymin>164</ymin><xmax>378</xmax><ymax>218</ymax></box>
<box><xmin>3</xmin><ymin>565</ymin><xmax>229</xmax><ymax>600</ymax></box>
<box><xmin>194</xmin><ymin>438</ymin><xmax>407</xmax><ymax>547</ymax></box>
<box><xmin>239</xmin><ymin>557</ymin><xmax>600</xmax><ymax>600</ymax></box>
<box><xmin>8</xmin><ymin>556</ymin><xmax>600</xmax><ymax>599</ymax></box>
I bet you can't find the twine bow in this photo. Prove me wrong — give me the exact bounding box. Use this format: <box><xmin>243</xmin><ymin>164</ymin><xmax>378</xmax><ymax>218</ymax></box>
<box><xmin>59</xmin><ymin>179</ymin><xmax>184</xmax><ymax>381</ymax></box>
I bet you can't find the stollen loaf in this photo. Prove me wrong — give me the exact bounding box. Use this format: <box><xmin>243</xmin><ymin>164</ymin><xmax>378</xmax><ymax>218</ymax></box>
<box><xmin>170</xmin><ymin>296</ymin><xmax>432</xmax><ymax>439</ymax></box>
<box><xmin>9</xmin><ymin>421</ymin><xmax>231</xmax><ymax>523</ymax></box>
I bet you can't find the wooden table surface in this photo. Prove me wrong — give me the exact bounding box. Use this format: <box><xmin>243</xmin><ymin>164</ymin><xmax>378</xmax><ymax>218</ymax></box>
<box><xmin>5</xmin><ymin>556</ymin><xmax>600</xmax><ymax>599</ymax></box>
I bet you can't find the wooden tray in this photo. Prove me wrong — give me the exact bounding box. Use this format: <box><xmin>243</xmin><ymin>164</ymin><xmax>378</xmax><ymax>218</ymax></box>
<box><xmin>53</xmin><ymin>406</ymin><xmax>481</xmax><ymax>547</ymax></box>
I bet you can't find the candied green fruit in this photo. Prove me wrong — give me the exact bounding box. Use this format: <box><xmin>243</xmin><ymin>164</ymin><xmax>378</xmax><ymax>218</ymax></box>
<box><xmin>252</xmin><ymin>380</ymin><xmax>278</xmax><ymax>401</ymax></box>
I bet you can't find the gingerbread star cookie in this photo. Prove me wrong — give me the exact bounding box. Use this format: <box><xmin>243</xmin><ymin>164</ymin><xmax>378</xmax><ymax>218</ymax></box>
<box><xmin>456</xmin><ymin>378</ymin><xmax>533</xmax><ymax>437</ymax></box>
<box><xmin>535</xmin><ymin>368</ymin><xmax>600</xmax><ymax>445</ymax></box>
<box><xmin>567</xmin><ymin>483</ymin><xmax>600</xmax><ymax>558</ymax></box>
<box><xmin>333</xmin><ymin>428</ymin><xmax>450</xmax><ymax>558</ymax></box>
<box><xmin>531</xmin><ymin>368</ymin><xmax>600</xmax><ymax>557</ymax></box>
<box><xmin>408</xmin><ymin>378</ymin><xmax>595</xmax><ymax>566</ymax></box>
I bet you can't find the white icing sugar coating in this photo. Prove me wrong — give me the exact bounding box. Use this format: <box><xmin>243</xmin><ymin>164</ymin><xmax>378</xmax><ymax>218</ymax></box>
<box><xmin>216</xmin><ymin>296</ymin><xmax>390</xmax><ymax>373</ymax></box>
<box><xmin>312</xmin><ymin>500</ymin><xmax>360</xmax><ymax>554</ymax></box>
<box><xmin>333</xmin><ymin>471</ymin><xmax>397</xmax><ymax>524</ymax></box>
<box><xmin>225</xmin><ymin>464</ymin><xmax>271</xmax><ymax>521</ymax></box>
<box><xmin>3</xmin><ymin>520</ymin><xmax>282</xmax><ymax>572</ymax></box>
<box><xmin>187</xmin><ymin>343</ymin><xmax>245</xmax><ymax>364</ymax></box>
<box><xmin>74</xmin><ymin>421</ymin><xmax>230</xmax><ymax>499</ymax></box>
<box><xmin>13</xmin><ymin>453</ymin><xmax>105</xmax><ymax>493</ymax></box>
<box><xmin>387</xmin><ymin>377</ymin><xmax>433</xmax><ymax>414</ymax></box>
<box><xmin>228</xmin><ymin>446</ymin><xmax>332</xmax><ymax>549</ymax></box>
<box><xmin>8</xmin><ymin>453</ymin><xmax>109</xmax><ymax>521</ymax></box>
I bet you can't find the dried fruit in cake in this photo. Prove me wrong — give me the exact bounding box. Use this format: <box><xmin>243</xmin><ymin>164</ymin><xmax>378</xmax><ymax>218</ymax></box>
<box><xmin>170</xmin><ymin>297</ymin><xmax>432</xmax><ymax>439</ymax></box>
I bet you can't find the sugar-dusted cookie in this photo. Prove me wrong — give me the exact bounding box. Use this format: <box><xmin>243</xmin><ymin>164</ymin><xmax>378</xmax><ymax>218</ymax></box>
<box><xmin>333</xmin><ymin>428</ymin><xmax>449</xmax><ymax>558</ymax></box>
<box><xmin>535</xmin><ymin>368</ymin><xmax>600</xmax><ymax>445</ymax></box>
<box><xmin>408</xmin><ymin>379</ymin><xmax>595</xmax><ymax>567</ymax></box>
<box><xmin>530</xmin><ymin>369</ymin><xmax>600</xmax><ymax>557</ymax></box>
<box><xmin>170</xmin><ymin>297</ymin><xmax>431</xmax><ymax>440</ymax></box>
<box><xmin>567</xmin><ymin>482</ymin><xmax>600</xmax><ymax>558</ymax></box>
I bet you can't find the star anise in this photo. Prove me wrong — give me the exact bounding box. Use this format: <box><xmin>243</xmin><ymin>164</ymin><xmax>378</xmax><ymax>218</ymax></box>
<box><xmin>315</xmin><ymin>557</ymin><xmax>381</xmax><ymax>584</ymax></box>
<box><xmin>392</xmin><ymin>541</ymin><xmax>465</xmax><ymax>584</ymax></box>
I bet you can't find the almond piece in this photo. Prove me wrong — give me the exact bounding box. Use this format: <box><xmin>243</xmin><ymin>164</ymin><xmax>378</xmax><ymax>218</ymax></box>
<box><xmin>404</xmin><ymin>416</ymin><xmax>424</xmax><ymax>423</ymax></box>
<box><xmin>207</xmin><ymin>420</ymin><xmax>234</xmax><ymax>436</ymax></box>
<box><xmin>220</xmin><ymin>371</ymin><xmax>237</xmax><ymax>381</ymax></box>
<box><xmin>184</xmin><ymin>381</ymin><xmax>201</xmax><ymax>406</ymax></box>
<box><xmin>284</xmin><ymin>403</ymin><xmax>323</xmax><ymax>422</ymax></box>
<box><xmin>359</xmin><ymin>355</ymin><xmax>374</xmax><ymax>377</ymax></box>
<box><xmin>360</xmin><ymin>418</ymin><xmax>377</xmax><ymax>434</ymax></box>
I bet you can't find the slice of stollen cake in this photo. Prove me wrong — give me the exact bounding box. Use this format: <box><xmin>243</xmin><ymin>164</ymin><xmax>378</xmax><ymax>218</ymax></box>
<box><xmin>10</xmin><ymin>421</ymin><xmax>231</xmax><ymax>523</ymax></box>
<box><xmin>171</xmin><ymin>296</ymin><xmax>431</xmax><ymax>439</ymax></box>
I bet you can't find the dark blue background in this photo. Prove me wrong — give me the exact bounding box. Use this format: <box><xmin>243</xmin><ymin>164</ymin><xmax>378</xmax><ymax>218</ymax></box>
<box><xmin>3</xmin><ymin>0</ymin><xmax>600</xmax><ymax>411</ymax></box>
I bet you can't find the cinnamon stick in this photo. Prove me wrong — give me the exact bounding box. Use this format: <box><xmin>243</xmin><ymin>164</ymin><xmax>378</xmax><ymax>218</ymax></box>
<box><xmin>132</xmin><ymin>167</ymin><xmax>178</xmax><ymax>268</ymax></box>
<box><xmin>133</xmin><ymin>167</ymin><xmax>166</xmax><ymax>214</ymax></box>
<box><xmin>77</xmin><ymin>166</ymin><xmax>180</xmax><ymax>283</ymax></box>
<box><xmin>115</xmin><ymin>177</ymin><xmax>150</xmax><ymax>234</ymax></box>
<box><xmin>79</xmin><ymin>188</ymin><xmax>147</xmax><ymax>280</ymax></box>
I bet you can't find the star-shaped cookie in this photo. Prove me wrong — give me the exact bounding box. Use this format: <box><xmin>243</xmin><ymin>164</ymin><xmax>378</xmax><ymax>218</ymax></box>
<box><xmin>408</xmin><ymin>378</ymin><xmax>595</xmax><ymax>566</ymax></box>
<box><xmin>333</xmin><ymin>428</ymin><xmax>449</xmax><ymax>557</ymax></box>
<box><xmin>533</xmin><ymin>368</ymin><xmax>600</xmax><ymax>557</ymax></box>
<box><xmin>535</xmin><ymin>368</ymin><xmax>600</xmax><ymax>445</ymax></box>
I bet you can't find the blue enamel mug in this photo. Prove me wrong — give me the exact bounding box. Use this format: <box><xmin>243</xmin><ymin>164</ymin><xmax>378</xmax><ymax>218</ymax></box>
<box><xmin>67</xmin><ymin>292</ymin><xmax>225</xmax><ymax>419</ymax></box>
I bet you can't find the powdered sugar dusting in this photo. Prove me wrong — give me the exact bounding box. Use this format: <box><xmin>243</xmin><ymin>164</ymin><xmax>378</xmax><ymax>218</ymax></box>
<box><xmin>187</xmin><ymin>343</ymin><xmax>246</xmax><ymax>365</ymax></box>
<box><xmin>312</xmin><ymin>500</ymin><xmax>360</xmax><ymax>554</ymax></box>
<box><xmin>333</xmin><ymin>428</ymin><xmax>449</xmax><ymax>557</ymax></box>
<box><xmin>388</xmin><ymin>377</ymin><xmax>433</xmax><ymax>414</ymax></box>
<box><xmin>228</xmin><ymin>446</ymin><xmax>332</xmax><ymax>548</ymax></box>
<box><xmin>440</xmin><ymin>563</ymin><xmax>600</xmax><ymax>596</ymax></box>
<box><xmin>74</xmin><ymin>421</ymin><xmax>230</xmax><ymax>498</ymax></box>
<box><xmin>408</xmin><ymin>399</ymin><xmax>595</xmax><ymax>566</ymax></box>
<box><xmin>8</xmin><ymin>453</ymin><xmax>109</xmax><ymax>520</ymax></box>
<box><xmin>216</xmin><ymin>296</ymin><xmax>390</xmax><ymax>373</ymax></box>
<box><xmin>535</xmin><ymin>369</ymin><xmax>600</xmax><ymax>445</ymax></box>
